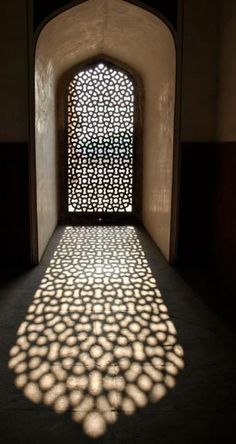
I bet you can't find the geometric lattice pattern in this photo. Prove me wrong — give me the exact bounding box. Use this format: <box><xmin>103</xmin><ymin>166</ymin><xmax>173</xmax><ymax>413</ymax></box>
<box><xmin>9</xmin><ymin>226</ymin><xmax>184</xmax><ymax>438</ymax></box>
<box><xmin>67</xmin><ymin>62</ymin><xmax>134</xmax><ymax>212</ymax></box>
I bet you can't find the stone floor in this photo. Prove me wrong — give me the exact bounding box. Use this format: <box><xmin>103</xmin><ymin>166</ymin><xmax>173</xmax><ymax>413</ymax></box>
<box><xmin>0</xmin><ymin>225</ymin><xmax>236</xmax><ymax>444</ymax></box>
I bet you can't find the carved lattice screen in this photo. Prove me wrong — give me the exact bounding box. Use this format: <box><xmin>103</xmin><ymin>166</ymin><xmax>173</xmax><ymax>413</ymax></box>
<box><xmin>67</xmin><ymin>61</ymin><xmax>134</xmax><ymax>213</ymax></box>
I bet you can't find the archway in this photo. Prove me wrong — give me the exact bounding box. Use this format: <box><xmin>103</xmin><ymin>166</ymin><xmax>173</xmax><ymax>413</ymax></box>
<box><xmin>34</xmin><ymin>0</ymin><xmax>177</xmax><ymax>261</ymax></box>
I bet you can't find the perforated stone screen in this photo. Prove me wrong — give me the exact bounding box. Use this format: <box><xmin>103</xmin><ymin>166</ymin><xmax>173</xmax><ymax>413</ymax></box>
<box><xmin>67</xmin><ymin>61</ymin><xmax>135</xmax><ymax>213</ymax></box>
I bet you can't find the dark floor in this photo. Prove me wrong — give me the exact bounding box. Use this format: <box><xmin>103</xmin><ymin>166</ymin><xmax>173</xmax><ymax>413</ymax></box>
<box><xmin>0</xmin><ymin>225</ymin><xmax>236</xmax><ymax>444</ymax></box>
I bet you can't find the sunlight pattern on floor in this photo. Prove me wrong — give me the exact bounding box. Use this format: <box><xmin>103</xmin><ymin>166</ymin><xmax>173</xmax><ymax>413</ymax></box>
<box><xmin>9</xmin><ymin>226</ymin><xmax>184</xmax><ymax>438</ymax></box>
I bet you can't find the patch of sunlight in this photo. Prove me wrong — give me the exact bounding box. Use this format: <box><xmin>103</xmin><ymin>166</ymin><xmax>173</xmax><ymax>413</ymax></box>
<box><xmin>9</xmin><ymin>226</ymin><xmax>184</xmax><ymax>438</ymax></box>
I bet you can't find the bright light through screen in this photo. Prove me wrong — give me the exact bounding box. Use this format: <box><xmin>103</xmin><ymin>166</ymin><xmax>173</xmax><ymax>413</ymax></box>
<box><xmin>67</xmin><ymin>62</ymin><xmax>134</xmax><ymax>213</ymax></box>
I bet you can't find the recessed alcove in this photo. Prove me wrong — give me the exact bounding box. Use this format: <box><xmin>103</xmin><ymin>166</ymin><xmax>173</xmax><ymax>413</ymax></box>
<box><xmin>35</xmin><ymin>0</ymin><xmax>176</xmax><ymax>262</ymax></box>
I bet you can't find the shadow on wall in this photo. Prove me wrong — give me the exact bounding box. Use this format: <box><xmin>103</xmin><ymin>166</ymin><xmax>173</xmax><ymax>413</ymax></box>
<box><xmin>0</xmin><ymin>143</ymin><xmax>30</xmax><ymax>267</ymax></box>
<box><xmin>8</xmin><ymin>226</ymin><xmax>184</xmax><ymax>438</ymax></box>
<box><xmin>178</xmin><ymin>143</ymin><xmax>216</xmax><ymax>265</ymax></box>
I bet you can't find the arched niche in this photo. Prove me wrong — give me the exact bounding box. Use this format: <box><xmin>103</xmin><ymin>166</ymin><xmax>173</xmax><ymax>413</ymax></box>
<box><xmin>34</xmin><ymin>0</ymin><xmax>176</xmax><ymax>261</ymax></box>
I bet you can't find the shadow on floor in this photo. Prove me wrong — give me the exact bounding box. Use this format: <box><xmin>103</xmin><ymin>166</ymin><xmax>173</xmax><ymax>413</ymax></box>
<box><xmin>0</xmin><ymin>225</ymin><xmax>236</xmax><ymax>444</ymax></box>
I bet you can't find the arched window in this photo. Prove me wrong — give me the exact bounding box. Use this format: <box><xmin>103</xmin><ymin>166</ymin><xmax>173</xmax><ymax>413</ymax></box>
<box><xmin>67</xmin><ymin>60</ymin><xmax>136</xmax><ymax>218</ymax></box>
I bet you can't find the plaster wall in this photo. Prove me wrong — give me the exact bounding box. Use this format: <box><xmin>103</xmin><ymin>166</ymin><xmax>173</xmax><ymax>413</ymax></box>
<box><xmin>35</xmin><ymin>55</ymin><xmax>57</xmax><ymax>259</ymax></box>
<box><xmin>0</xmin><ymin>0</ymin><xmax>30</xmax><ymax>265</ymax></box>
<box><xmin>181</xmin><ymin>0</ymin><xmax>218</xmax><ymax>142</ymax></box>
<box><xmin>0</xmin><ymin>0</ymin><xmax>28</xmax><ymax>142</ymax></box>
<box><xmin>217</xmin><ymin>0</ymin><xmax>236</xmax><ymax>141</ymax></box>
<box><xmin>35</xmin><ymin>0</ymin><xmax>176</xmax><ymax>260</ymax></box>
<box><xmin>214</xmin><ymin>1</ymin><xmax>236</xmax><ymax>288</ymax></box>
